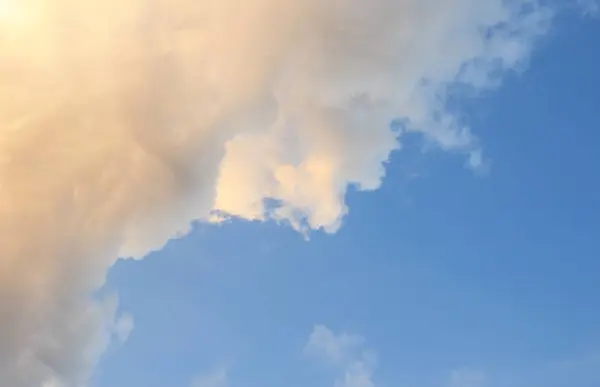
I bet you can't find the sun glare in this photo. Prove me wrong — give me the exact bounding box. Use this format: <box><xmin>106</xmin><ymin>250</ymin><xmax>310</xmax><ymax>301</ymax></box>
<box><xmin>0</xmin><ymin>0</ymin><xmax>17</xmax><ymax>22</ymax></box>
<box><xmin>0</xmin><ymin>0</ymin><xmax>40</xmax><ymax>27</ymax></box>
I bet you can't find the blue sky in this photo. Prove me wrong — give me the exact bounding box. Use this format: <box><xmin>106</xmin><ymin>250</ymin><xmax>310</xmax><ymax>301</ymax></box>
<box><xmin>95</xmin><ymin>9</ymin><xmax>600</xmax><ymax>387</ymax></box>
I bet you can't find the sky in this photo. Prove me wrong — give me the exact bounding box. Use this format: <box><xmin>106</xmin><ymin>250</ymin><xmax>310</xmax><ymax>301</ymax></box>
<box><xmin>0</xmin><ymin>1</ymin><xmax>599</xmax><ymax>387</ymax></box>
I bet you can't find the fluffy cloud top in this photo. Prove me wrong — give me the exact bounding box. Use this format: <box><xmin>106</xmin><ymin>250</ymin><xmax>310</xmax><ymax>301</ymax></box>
<box><xmin>0</xmin><ymin>0</ymin><xmax>571</xmax><ymax>386</ymax></box>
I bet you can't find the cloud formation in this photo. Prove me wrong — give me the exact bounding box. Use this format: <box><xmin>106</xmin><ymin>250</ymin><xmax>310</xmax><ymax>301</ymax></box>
<box><xmin>306</xmin><ymin>325</ymin><xmax>377</xmax><ymax>387</ymax></box>
<box><xmin>0</xmin><ymin>0</ymin><xmax>583</xmax><ymax>386</ymax></box>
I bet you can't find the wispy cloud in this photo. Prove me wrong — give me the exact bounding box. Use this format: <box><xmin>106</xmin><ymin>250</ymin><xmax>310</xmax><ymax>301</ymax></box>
<box><xmin>577</xmin><ymin>0</ymin><xmax>599</xmax><ymax>15</ymax></box>
<box><xmin>191</xmin><ymin>367</ymin><xmax>228</xmax><ymax>387</ymax></box>
<box><xmin>306</xmin><ymin>325</ymin><xmax>377</xmax><ymax>387</ymax></box>
<box><xmin>305</xmin><ymin>325</ymin><xmax>366</xmax><ymax>366</ymax></box>
<box><xmin>444</xmin><ymin>351</ymin><xmax>600</xmax><ymax>387</ymax></box>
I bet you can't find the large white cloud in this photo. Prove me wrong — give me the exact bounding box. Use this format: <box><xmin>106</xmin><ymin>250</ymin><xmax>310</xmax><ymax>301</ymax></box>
<box><xmin>0</xmin><ymin>0</ymin><xmax>582</xmax><ymax>385</ymax></box>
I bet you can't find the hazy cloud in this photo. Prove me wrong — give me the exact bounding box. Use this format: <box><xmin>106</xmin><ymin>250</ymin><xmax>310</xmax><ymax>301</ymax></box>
<box><xmin>577</xmin><ymin>0</ymin><xmax>599</xmax><ymax>14</ymax></box>
<box><xmin>306</xmin><ymin>325</ymin><xmax>377</xmax><ymax>387</ymax></box>
<box><xmin>449</xmin><ymin>369</ymin><xmax>487</xmax><ymax>387</ymax></box>
<box><xmin>192</xmin><ymin>367</ymin><xmax>228</xmax><ymax>387</ymax></box>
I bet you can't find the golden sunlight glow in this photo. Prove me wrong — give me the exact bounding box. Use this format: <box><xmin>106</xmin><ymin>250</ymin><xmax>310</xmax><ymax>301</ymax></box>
<box><xmin>0</xmin><ymin>0</ymin><xmax>22</xmax><ymax>23</ymax></box>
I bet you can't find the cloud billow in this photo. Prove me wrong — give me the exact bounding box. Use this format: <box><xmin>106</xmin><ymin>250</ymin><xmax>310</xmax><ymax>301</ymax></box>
<box><xmin>0</xmin><ymin>0</ymin><xmax>576</xmax><ymax>385</ymax></box>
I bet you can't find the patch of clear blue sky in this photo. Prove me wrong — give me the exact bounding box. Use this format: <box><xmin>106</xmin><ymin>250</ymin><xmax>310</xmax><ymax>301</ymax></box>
<box><xmin>95</xmin><ymin>11</ymin><xmax>600</xmax><ymax>387</ymax></box>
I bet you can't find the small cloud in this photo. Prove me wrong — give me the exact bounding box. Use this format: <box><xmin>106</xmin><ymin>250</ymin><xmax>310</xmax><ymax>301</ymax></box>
<box><xmin>305</xmin><ymin>325</ymin><xmax>365</xmax><ymax>366</ymax></box>
<box><xmin>112</xmin><ymin>313</ymin><xmax>134</xmax><ymax>343</ymax></box>
<box><xmin>191</xmin><ymin>367</ymin><xmax>228</xmax><ymax>387</ymax></box>
<box><xmin>336</xmin><ymin>361</ymin><xmax>376</xmax><ymax>387</ymax></box>
<box><xmin>306</xmin><ymin>325</ymin><xmax>377</xmax><ymax>387</ymax></box>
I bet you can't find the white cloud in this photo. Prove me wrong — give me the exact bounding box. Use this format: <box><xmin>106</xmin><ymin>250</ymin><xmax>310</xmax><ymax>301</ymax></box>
<box><xmin>305</xmin><ymin>325</ymin><xmax>366</xmax><ymax>366</ymax></box>
<box><xmin>0</xmin><ymin>1</ymin><xmax>591</xmax><ymax>386</ymax></box>
<box><xmin>192</xmin><ymin>367</ymin><xmax>228</xmax><ymax>387</ymax></box>
<box><xmin>335</xmin><ymin>361</ymin><xmax>376</xmax><ymax>387</ymax></box>
<box><xmin>306</xmin><ymin>325</ymin><xmax>377</xmax><ymax>387</ymax></box>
